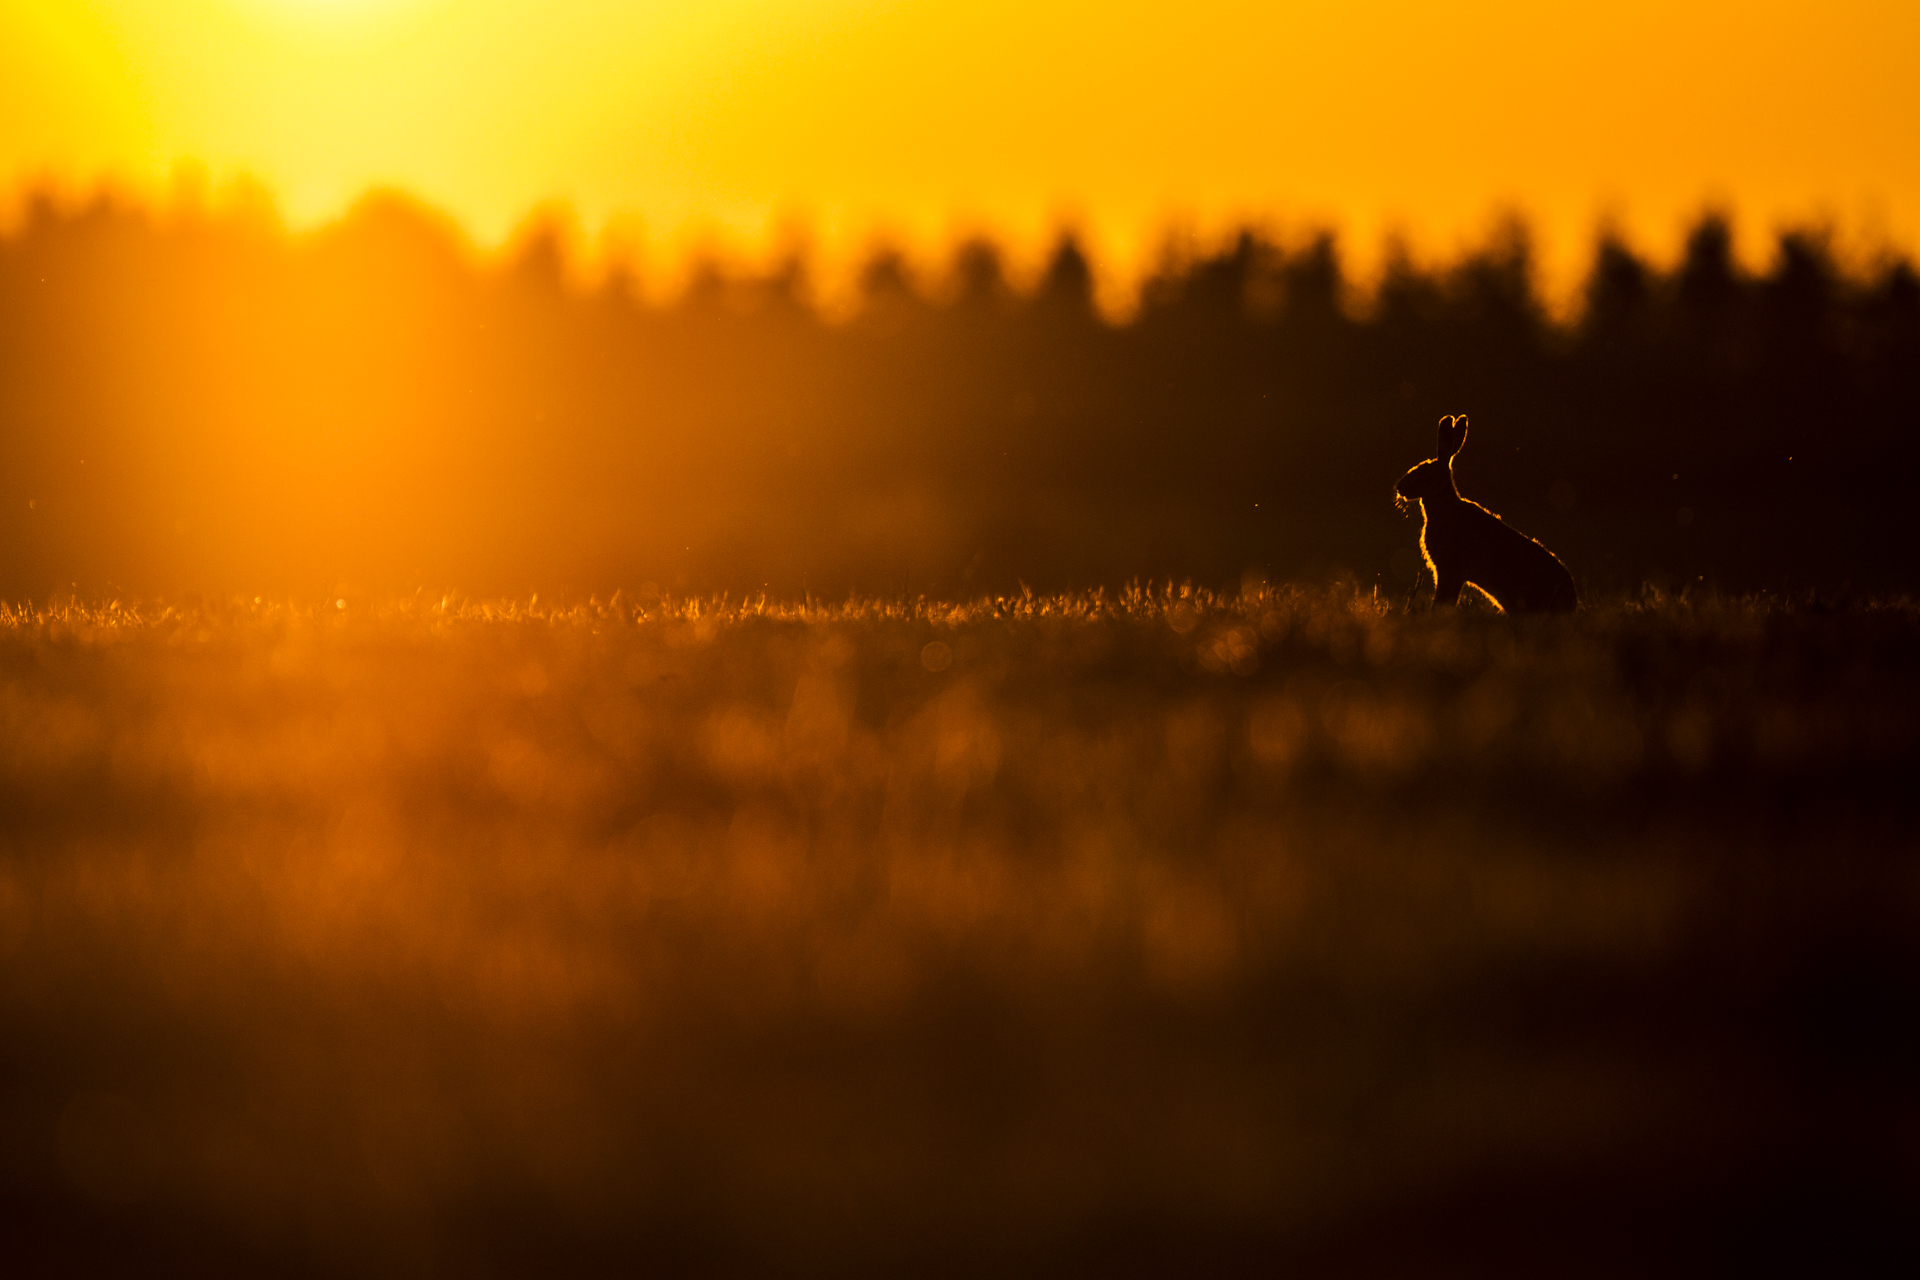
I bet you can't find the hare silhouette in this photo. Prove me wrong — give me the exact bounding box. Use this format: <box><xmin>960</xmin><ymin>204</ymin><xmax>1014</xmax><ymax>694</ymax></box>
<box><xmin>1395</xmin><ymin>415</ymin><xmax>1577</xmax><ymax>613</ymax></box>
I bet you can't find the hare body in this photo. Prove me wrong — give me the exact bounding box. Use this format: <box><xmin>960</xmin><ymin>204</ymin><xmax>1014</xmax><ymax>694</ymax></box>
<box><xmin>1396</xmin><ymin>415</ymin><xmax>1577</xmax><ymax>614</ymax></box>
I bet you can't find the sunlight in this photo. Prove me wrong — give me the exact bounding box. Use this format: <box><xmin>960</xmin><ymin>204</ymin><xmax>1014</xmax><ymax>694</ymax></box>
<box><xmin>4</xmin><ymin>1</ymin><xmax>1914</xmax><ymax>302</ymax></box>
<box><xmin>3</xmin><ymin>2</ymin><xmax>1914</xmax><ymax>1269</ymax></box>
<box><xmin>253</xmin><ymin>0</ymin><xmax>423</xmax><ymax>18</ymax></box>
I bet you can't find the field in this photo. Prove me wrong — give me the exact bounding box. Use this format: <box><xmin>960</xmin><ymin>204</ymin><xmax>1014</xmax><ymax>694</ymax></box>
<box><xmin>2</xmin><ymin>585</ymin><xmax>1917</xmax><ymax>1275</ymax></box>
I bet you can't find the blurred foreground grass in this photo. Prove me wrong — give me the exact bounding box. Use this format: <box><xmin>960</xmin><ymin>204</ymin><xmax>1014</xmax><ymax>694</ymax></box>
<box><xmin>2</xmin><ymin>585</ymin><xmax>1917</xmax><ymax>1275</ymax></box>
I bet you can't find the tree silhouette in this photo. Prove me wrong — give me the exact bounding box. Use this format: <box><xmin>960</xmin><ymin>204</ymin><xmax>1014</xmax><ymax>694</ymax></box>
<box><xmin>0</xmin><ymin>189</ymin><xmax>1915</xmax><ymax>597</ymax></box>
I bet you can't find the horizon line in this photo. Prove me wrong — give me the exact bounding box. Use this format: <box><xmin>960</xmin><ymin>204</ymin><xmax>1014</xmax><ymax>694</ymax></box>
<box><xmin>6</xmin><ymin>168</ymin><xmax>1912</xmax><ymax>324</ymax></box>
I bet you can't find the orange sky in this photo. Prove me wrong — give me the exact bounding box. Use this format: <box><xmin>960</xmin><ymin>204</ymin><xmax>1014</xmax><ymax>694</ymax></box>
<box><xmin>4</xmin><ymin>0</ymin><xmax>1916</xmax><ymax>306</ymax></box>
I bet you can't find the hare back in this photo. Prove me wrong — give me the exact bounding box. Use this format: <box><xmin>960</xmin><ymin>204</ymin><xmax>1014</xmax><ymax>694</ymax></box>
<box><xmin>1423</xmin><ymin>498</ymin><xmax>1578</xmax><ymax>613</ymax></box>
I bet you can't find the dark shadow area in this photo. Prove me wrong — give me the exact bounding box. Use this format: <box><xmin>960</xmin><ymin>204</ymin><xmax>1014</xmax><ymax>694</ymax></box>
<box><xmin>1</xmin><ymin>591</ymin><xmax>1917</xmax><ymax>1275</ymax></box>
<box><xmin>1</xmin><ymin>190</ymin><xmax>1915</xmax><ymax>599</ymax></box>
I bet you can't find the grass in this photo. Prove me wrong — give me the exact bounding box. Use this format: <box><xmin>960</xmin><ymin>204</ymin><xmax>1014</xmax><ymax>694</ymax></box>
<box><xmin>2</xmin><ymin>584</ymin><xmax>1917</xmax><ymax>1275</ymax></box>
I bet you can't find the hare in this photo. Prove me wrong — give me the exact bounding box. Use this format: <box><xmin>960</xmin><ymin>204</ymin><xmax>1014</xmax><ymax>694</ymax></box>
<box><xmin>1395</xmin><ymin>414</ymin><xmax>1578</xmax><ymax>613</ymax></box>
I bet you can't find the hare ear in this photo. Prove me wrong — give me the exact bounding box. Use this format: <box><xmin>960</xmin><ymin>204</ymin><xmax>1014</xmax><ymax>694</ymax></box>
<box><xmin>1442</xmin><ymin>413</ymin><xmax>1469</xmax><ymax>459</ymax></box>
<box><xmin>1434</xmin><ymin>415</ymin><xmax>1456</xmax><ymax>459</ymax></box>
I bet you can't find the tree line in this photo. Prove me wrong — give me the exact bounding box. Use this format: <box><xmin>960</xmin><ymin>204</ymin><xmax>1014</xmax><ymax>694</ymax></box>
<box><xmin>2</xmin><ymin>189</ymin><xmax>1914</xmax><ymax>597</ymax></box>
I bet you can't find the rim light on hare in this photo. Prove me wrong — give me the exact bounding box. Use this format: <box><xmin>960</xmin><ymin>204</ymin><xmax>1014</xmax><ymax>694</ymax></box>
<box><xmin>1395</xmin><ymin>414</ymin><xmax>1578</xmax><ymax>614</ymax></box>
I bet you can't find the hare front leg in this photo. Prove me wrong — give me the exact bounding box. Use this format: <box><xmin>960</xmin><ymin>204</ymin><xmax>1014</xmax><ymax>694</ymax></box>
<box><xmin>1431</xmin><ymin>570</ymin><xmax>1465</xmax><ymax>609</ymax></box>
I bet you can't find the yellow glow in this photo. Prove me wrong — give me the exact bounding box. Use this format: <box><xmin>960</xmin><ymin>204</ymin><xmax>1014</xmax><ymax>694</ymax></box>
<box><xmin>4</xmin><ymin>0</ymin><xmax>1917</xmax><ymax>298</ymax></box>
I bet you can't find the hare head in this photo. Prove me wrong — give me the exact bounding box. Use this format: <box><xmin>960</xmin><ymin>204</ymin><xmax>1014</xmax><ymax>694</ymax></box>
<box><xmin>1394</xmin><ymin>414</ymin><xmax>1468</xmax><ymax>511</ymax></box>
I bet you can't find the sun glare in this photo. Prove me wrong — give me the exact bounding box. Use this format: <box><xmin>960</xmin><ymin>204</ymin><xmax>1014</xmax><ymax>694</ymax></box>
<box><xmin>4</xmin><ymin>0</ymin><xmax>1914</xmax><ymax>302</ymax></box>
<box><xmin>2</xmin><ymin>4</ymin><xmax>1917</xmax><ymax>1271</ymax></box>
<box><xmin>257</xmin><ymin>0</ymin><xmax>419</xmax><ymax>16</ymax></box>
